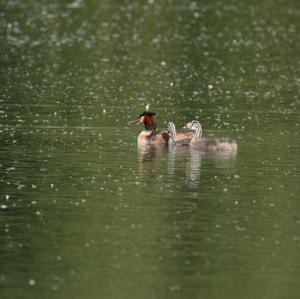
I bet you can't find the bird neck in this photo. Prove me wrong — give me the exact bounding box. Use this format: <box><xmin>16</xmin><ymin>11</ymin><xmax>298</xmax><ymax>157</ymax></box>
<box><xmin>191</xmin><ymin>125</ymin><xmax>202</xmax><ymax>142</ymax></box>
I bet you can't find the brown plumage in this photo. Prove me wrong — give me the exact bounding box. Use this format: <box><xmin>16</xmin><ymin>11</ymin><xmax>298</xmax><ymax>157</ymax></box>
<box><xmin>137</xmin><ymin>129</ymin><xmax>169</xmax><ymax>144</ymax></box>
<box><xmin>129</xmin><ymin>111</ymin><xmax>195</xmax><ymax>144</ymax></box>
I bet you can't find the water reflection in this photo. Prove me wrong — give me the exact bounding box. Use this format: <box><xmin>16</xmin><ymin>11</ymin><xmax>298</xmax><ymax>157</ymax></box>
<box><xmin>137</xmin><ymin>143</ymin><xmax>237</xmax><ymax>187</ymax></box>
<box><xmin>185</xmin><ymin>147</ymin><xmax>202</xmax><ymax>186</ymax></box>
<box><xmin>137</xmin><ymin>143</ymin><xmax>168</xmax><ymax>179</ymax></box>
<box><xmin>205</xmin><ymin>151</ymin><xmax>238</xmax><ymax>169</ymax></box>
<box><xmin>137</xmin><ymin>143</ymin><xmax>163</xmax><ymax>164</ymax></box>
<box><xmin>167</xmin><ymin>145</ymin><xmax>202</xmax><ymax>187</ymax></box>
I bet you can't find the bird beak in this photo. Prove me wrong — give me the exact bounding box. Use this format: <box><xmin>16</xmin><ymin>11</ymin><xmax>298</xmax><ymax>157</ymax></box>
<box><xmin>128</xmin><ymin>116</ymin><xmax>143</xmax><ymax>125</ymax></box>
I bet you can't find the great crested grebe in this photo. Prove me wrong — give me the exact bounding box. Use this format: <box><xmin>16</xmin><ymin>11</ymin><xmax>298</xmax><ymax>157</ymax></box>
<box><xmin>129</xmin><ymin>111</ymin><xmax>169</xmax><ymax>144</ymax></box>
<box><xmin>168</xmin><ymin>120</ymin><xmax>238</xmax><ymax>152</ymax></box>
<box><xmin>129</xmin><ymin>111</ymin><xmax>194</xmax><ymax>144</ymax></box>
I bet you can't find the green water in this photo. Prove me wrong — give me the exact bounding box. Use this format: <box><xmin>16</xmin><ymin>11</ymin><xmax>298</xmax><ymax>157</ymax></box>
<box><xmin>1</xmin><ymin>0</ymin><xmax>300</xmax><ymax>298</ymax></box>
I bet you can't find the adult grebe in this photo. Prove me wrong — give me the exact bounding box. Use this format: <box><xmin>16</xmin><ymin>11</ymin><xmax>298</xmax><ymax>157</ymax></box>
<box><xmin>129</xmin><ymin>111</ymin><xmax>194</xmax><ymax>144</ymax></box>
<box><xmin>129</xmin><ymin>111</ymin><xmax>169</xmax><ymax>144</ymax></box>
<box><xmin>168</xmin><ymin>120</ymin><xmax>238</xmax><ymax>152</ymax></box>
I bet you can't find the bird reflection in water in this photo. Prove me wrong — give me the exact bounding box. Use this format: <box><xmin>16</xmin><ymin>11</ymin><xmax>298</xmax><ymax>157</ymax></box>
<box><xmin>137</xmin><ymin>143</ymin><xmax>168</xmax><ymax>179</ymax></box>
<box><xmin>167</xmin><ymin>145</ymin><xmax>202</xmax><ymax>187</ymax></box>
<box><xmin>137</xmin><ymin>143</ymin><xmax>237</xmax><ymax>187</ymax></box>
<box><xmin>137</xmin><ymin>143</ymin><xmax>166</xmax><ymax>163</ymax></box>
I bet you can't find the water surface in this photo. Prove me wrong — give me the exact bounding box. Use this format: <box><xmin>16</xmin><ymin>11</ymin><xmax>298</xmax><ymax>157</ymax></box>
<box><xmin>1</xmin><ymin>0</ymin><xmax>300</xmax><ymax>298</ymax></box>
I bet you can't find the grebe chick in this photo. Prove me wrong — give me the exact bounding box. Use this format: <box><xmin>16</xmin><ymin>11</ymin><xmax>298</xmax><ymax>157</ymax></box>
<box><xmin>167</xmin><ymin>121</ymin><xmax>201</xmax><ymax>144</ymax></box>
<box><xmin>168</xmin><ymin>120</ymin><xmax>237</xmax><ymax>152</ymax></box>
